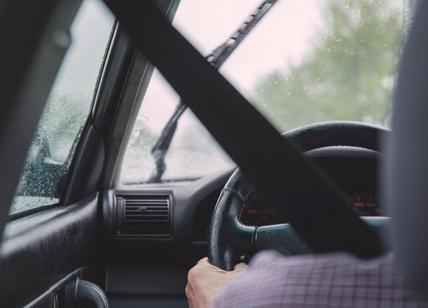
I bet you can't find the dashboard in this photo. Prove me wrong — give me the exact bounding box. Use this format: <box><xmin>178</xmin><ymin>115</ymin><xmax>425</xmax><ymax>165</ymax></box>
<box><xmin>103</xmin><ymin>145</ymin><xmax>383</xmax><ymax>302</ymax></box>
<box><xmin>106</xmin><ymin>146</ymin><xmax>382</xmax><ymax>245</ymax></box>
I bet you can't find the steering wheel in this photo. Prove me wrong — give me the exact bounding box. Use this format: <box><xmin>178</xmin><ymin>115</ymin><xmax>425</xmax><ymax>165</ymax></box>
<box><xmin>208</xmin><ymin>121</ymin><xmax>388</xmax><ymax>270</ymax></box>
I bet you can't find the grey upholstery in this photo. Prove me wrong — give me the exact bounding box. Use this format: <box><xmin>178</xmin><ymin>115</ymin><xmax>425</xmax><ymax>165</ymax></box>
<box><xmin>383</xmin><ymin>0</ymin><xmax>428</xmax><ymax>293</ymax></box>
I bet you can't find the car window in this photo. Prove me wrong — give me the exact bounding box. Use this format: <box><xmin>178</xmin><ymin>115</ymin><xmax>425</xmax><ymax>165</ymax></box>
<box><xmin>9</xmin><ymin>0</ymin><xmax>114</xmax><ymax>216</ymax></box>
<box><xmin>121</xmin><ymin>70</ymin><xmax>234</xmax><ymax>185</ymax></box>
<box><xmin>121</xmin><ymin>0</ymin><xmax>411</xmax><ymax>185</ymax></box>
<box><xmin>221</xmin><ymin>0</ymin><xmax>409</xmax><ymax>132</ymax></box>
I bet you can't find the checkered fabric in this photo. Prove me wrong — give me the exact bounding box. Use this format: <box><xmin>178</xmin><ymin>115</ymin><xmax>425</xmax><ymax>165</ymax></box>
<box><xmin>214</xmin><ymin>251</ymin><xmax>428</xmax><ymax>308</ymax></box>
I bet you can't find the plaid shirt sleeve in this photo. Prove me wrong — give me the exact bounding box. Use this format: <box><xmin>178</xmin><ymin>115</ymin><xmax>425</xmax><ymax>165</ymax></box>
<box><xmin>213</xmin><ymin>251</ymin><xmax>428</xmax><ymax>308</ymax></box>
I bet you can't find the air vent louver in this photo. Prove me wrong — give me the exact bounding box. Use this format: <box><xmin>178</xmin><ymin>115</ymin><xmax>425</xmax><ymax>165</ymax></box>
<box><xmin>115</xmin><ymin>194</ymin><xmax>172</xmax><ymax>237</ymax></box>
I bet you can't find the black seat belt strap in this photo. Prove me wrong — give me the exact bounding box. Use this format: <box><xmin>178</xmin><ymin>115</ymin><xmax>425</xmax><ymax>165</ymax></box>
<box><xmin>103</xmin><ymin>0</ymin><xmax>382</xmax><ymax>258</ymax></box>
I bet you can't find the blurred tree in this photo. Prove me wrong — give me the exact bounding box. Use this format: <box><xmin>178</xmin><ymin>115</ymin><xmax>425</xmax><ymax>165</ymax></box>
<box><xmin>253</xmin><ymin>0</ymin><xmax>404</xmax><ymax>132</ymax></box>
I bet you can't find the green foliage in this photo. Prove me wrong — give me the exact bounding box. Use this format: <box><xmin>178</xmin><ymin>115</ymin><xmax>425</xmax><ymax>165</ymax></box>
<box><xmin>253</xmin><ymin>0</ymin><xmax>404</xmax><ymax>132</ymax></box>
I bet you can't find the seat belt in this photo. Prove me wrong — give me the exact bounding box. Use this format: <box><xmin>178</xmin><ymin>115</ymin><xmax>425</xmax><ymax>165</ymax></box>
<box><xmin>103</xmin><ymin>0</ymin><xmax>382</xmax><ymax>258</ymax></box>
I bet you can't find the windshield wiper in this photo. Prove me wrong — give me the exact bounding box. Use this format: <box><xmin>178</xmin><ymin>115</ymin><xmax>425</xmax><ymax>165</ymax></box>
<box><xmin>147</xmin><ymin>0</ymin><xmax>278</xmax><ymax>183</ymax></box>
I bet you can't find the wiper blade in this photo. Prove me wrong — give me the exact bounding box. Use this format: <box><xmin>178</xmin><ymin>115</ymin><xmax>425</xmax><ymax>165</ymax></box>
<box><xmin>206</xmin><ymin>0</ymin><xmax>278</xmax><ymax>68</ymax></box>
<box><xmin>149</xmin><ymin>103</ymin><xmax>187</xmax><ymax>182</ymax></box>
<box><xmin>148</xmin><ymin>0</ymin><xmax>278</xmax><ymax>183</ymax></box>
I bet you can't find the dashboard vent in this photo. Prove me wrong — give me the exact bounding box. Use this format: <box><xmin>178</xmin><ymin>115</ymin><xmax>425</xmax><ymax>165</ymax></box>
<box><xmin>115</xmin><ymin>194</ymin><xmax>172</xmax><ymax>237</ymax></box>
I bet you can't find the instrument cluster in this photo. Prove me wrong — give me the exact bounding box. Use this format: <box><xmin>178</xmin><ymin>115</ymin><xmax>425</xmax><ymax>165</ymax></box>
<box><xmin>240</xmin><ymin>194</ymin><xmax>380</xmax><ymax>226</ymax></box>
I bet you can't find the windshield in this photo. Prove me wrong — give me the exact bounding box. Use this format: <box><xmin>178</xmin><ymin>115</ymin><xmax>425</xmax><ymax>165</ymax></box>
<box><xmin>120</xmin><ymin>0</ymin><xmax>410</xmax><ymax>185</ymax></box>
<box><xmin>220</xmin><ymin>0</ymin><xmax>406</xmax><ymax>131</ymax></box>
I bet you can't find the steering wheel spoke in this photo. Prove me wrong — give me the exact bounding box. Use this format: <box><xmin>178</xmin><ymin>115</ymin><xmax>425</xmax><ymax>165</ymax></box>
<box><xmin>255</xmin><ymin>224</ymin><xmax>311</xmax><ymax>256</ymax></box>
<box><xmin>255</xmin><ymin>217</ymin><xmax>389</xmax><ymax>257</ymax></box>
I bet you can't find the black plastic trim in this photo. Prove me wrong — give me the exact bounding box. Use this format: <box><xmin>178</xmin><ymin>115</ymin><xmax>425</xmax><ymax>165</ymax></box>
<box><xmin>113</xmin><ymin>192</ymin><xmax>173</xmax><ymax>239</ymax></box>
<box><xmin>63</xmin><ymin>125</ymin><xmax>106</xmax><ymax>205</ymax></box>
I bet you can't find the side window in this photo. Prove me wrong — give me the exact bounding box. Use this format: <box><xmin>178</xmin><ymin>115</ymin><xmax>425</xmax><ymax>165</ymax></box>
<box><xmin>9</xmin><ymin>0</ymin><xmax>114</xmax><ymax>216</ymax></box>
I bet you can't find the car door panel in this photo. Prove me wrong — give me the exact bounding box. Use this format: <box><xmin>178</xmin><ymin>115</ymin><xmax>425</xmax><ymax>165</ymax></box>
<box><xmin>0</xmin><ymin>195</ymin><xmax>98</xmax><ymax>307</ymax></box>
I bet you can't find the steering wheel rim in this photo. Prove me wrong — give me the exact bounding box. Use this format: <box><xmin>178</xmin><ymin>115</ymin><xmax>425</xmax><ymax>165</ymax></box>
<box><xmin>208</xmin><ymin>121</ymin><xmax>387</xmax><ymax>270</ymax></box>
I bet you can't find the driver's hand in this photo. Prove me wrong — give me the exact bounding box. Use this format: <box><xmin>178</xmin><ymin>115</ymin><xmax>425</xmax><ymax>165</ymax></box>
<box><xmin>186</xmin><ymin>257</ymin><xmax>247</xmax><ymax>308</ymax></box>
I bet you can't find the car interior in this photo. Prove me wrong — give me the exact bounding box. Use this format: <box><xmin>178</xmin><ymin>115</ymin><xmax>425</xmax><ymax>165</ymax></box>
<box><xmin>0</xmin><ymin>0</ymin><xmax>426</xmax><ymax>307</ymax></box>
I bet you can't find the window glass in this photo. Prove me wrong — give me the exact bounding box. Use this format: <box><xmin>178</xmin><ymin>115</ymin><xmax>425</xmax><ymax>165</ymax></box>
<box><xmin>219</xmin><ymin>0</ymin><xmax>410</xmax><ymax>131</ymax></box>
<box><xmin>121</xmin><ymin>70</ymin><xmax>233</xmax><ymax>185</ymax></box>
<box><xmin>10</xmin><ymin>0</ymin><xmax>114</xmax><ymax>215</ymax></box>
<box><xmin>121</xmin><ymin>0</ymin><xmax>410</xmax><ymax>185</ymax></box>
